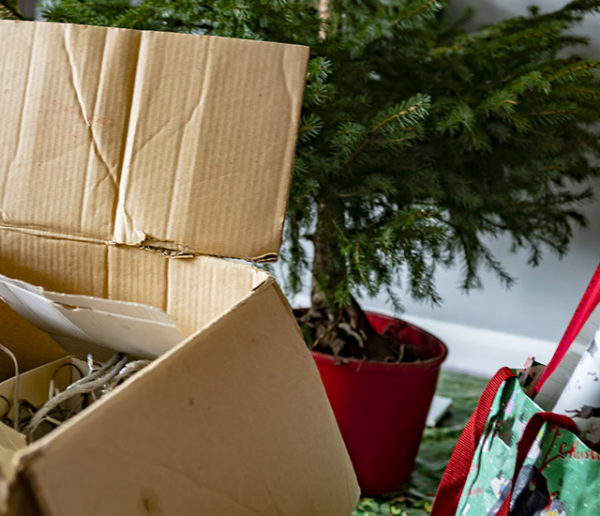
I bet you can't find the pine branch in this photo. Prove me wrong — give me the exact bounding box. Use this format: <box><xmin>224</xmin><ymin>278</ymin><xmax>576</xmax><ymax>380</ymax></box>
<box><xmin>549</xmin><ymin>61</ymin><xmax>598</xmax><ymax>82</ymax></box>
<box><xmin>558</xmin><ymin>136</ymin><xmax>600</xmax><ymax>156</ymax></box>
<box><xmin>340</xmin><ymin>95</ymin><xmax>430</xmax><ymax>169</ymax></box>
<box><xmin>391</xmin><ymin>0</ymin><xmax>440</xmax><ymax>28</ymax></box>
<box><xmin>0</xmin><ymin>0</ymin><xmax>26</xmax><ymax>20</ymax></box>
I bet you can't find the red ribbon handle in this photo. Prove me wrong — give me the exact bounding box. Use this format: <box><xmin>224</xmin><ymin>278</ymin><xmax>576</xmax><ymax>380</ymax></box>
<box><xmin>534</xmin><ymin>262</ymin><xmax>600</xmax><ymax>395</ymax></box>
<box><xmin>433</xmin><ymin>263</ymin><xmax>599</xmax><ymax>515</ymax></box>
<box><xmin>430</xmin><ymin>367</ymin><xmax>516</xmax><ymax>516</ymax></box>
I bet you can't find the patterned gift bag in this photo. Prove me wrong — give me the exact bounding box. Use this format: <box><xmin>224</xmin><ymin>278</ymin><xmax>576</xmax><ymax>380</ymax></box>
<box><xmin>431</xmin><ymin>264</ymin><xmax>600</xmax><ymax>516</ymax></box>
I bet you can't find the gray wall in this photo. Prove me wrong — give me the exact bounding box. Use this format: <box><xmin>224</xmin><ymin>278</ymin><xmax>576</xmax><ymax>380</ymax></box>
<box><xmin>17</xmin><ymin>0</ymin><xmax>35</xmax><ymax>19</ymax></box>
<box><xmin>448</xmin><ymin>0</ymin><xmax>600</xmax><ymax>58</ymax></box>
<box><xmin>368</xmin><ymin>194</ymin><xmax>599</xmax><ymax>342</ymax></box>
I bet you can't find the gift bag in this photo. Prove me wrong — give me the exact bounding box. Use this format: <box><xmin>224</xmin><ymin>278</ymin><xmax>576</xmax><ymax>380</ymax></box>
<box><xmin>431</xmin><ymin>263</ymin><xmax>600</xmax><ymax>516</ymax></box>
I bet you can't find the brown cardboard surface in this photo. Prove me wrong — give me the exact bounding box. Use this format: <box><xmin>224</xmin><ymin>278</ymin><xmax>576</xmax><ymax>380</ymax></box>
<box><xmin>0</xmin><ymin>20</ymin><xmax>307</xmax><ymax>261</ymax></box>
<box><xmin>0</xmin><ymin>426</ymin><xmax>25</xmax><ymax>481</ymax></box>
<box><xmin>0</xmin><ymin>228</ymin><xmax>270</xmax><ymax>377</ymax></box>
<box><xmin>0</xmin><ymin>20</ymin><xmax>359</xmax><ymax>514</ymax></box>
<box><xmin>0</xmin><ymin>301</ymin><xmax>64</xmax><ymax>382</ymax></box>
<box><xmin>20</xmin><ymin>280</ymin><xmax>358</xmax><ymax>516</ymax></box>
<box><xmin>0</xmin><ymin>230</ymin><xmax>108</xmax><ymax>297</ymax></box>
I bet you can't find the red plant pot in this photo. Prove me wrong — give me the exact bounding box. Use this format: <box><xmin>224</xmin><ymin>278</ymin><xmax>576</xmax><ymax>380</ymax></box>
<box><xmin>312</xmin><ymin>311</ymin><xmax>448</xmax><ymax>495</ymax></box>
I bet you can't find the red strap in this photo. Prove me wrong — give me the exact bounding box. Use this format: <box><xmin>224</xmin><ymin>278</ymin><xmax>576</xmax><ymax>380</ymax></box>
<box><xmin>432</xmin><ymin>263</ymin><xmax>599</xmax><ymax>514</ymax></box>
<box><xmin>495</xmin><ymin>412</ymin><xmax>578</xmax><ymax>516</ymax></box>
<box><xmin>430</xmin><ymin>367</ymin><xmax>516</xmax><ymax>516</ymax></box>
<box><xmin>534</xmin><ymin>263</ymin><xmax>600</xmax><ymax>395</ymax></box>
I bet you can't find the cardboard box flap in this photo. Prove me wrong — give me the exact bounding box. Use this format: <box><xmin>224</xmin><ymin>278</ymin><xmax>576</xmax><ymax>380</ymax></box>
<box><xmin>0</xmin><ymin>273</ymin><xmax>184</xmax><ymax>360</ymax></box>
<box><xmin>0</xmin><ymin>21</ymin><xmax>308</xmax><ymax>261</ymax></box>
<box><xmin>17</xmin><ymin>280</ymin><xmax>359</xmax><ymax>515</ymax></box>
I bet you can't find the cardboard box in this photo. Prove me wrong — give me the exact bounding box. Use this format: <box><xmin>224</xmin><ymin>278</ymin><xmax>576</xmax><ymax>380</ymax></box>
<box><xmin>0</xmin><ymin>20</ymin><xmax>359</xmax><ymax>515</ymax></box>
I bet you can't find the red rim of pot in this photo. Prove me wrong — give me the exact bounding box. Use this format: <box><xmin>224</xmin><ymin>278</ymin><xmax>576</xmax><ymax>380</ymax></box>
<box><xmin>310</xmin><ymin>313</ymin><xmax>448</xmax><ymax>373</ymax></box>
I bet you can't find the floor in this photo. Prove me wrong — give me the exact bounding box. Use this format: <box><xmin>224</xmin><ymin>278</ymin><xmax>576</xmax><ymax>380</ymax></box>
<box><xmin>352</xmin><ymin>370</ymin><xmax>489</xmax><ymax>515</ymax></box>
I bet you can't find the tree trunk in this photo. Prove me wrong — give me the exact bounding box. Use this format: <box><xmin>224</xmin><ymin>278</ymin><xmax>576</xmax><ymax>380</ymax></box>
<box><xmin>318</xmin><ymin>0</ymin><xmax>330</xmax><ymax>40</ymax></box>
<box><xmin>300</xmin><ymin>203</ymin><xmax>405</xmax><ymax>362</ymax></box>
<box><xmin>301</xmin><ymin>7</ymin><xmax>404</xmax><ymax>362</ymax></box>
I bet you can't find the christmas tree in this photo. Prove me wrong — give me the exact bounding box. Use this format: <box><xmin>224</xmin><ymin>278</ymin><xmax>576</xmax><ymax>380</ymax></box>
<box><xmin>0</xmin><ymin>0</ymin><xmax>22</xmax><ymax>19</ymax></box>
<box><xmin>10</xmin><ymin>0</ymin><xmax>600</xmax><ymax>361</ymax></box>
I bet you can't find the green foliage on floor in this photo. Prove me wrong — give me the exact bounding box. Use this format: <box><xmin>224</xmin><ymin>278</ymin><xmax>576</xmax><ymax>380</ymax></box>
<box><xmin>354</xmin><ymin>370</ymin><xmax>489</xmax><ymax>515</ymax></box>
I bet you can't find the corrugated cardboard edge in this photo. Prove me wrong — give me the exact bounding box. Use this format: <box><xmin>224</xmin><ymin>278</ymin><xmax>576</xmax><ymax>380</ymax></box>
<box><xmin>0</xmin><ymin>228</ymin><xmax>272</xmax><ymax>366</ymax></box>
<box><xmin>10</xmin><ymin>275</ymin><xmax>359</xmax><ymax>515</ymax></box>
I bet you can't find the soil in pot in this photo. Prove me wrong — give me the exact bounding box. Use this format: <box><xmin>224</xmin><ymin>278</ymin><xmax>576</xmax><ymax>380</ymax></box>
<box><xmin>295</xmin><ymin>297</ymin><xmax>425</xmax><ymax>363</ymax></box>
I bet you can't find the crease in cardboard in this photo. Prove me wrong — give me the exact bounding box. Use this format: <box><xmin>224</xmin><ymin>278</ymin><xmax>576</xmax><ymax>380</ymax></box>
<box><xmin>270</xmin><ymin>280</ymin><xmax>305</xmax><ymax>343</ymax></box>
<box><xmin>279</xmin><ymin>47</ymin><xmax>302</xmax><ymax>133</ymax></box>
<box><xmin>102</xmin><ymin>243</ymin><xmax>110</xmax><ymax>299</ymax></box>
<box><xmin>163</xmin><ymin>256</ymin><xmax>169</xmax><ymax>314</ymax></box>
<box><xmin>0</xmin><ymin>224</ymin><xmax>107</xmax><ymax>247</ymax></box>
<box><xmin>3</xmin><ymin>467</ymin><xmax>43</xmax><ymax>516</ymax></box>
<box><xmin>253</xmin><ymin>465</ymin><xmax>286</xmax><ymax>516</ymax></box>
<box><xmin>88</xmin><ymin>169</ymin><xmax>116</xmax><ymax>193</ymax></box>
<box><xmin>164</xmin><ymin>37</ymin><xmax>214</xmax><ymax>247</ymax></box>
<box><xmin>62</xmin><ymin>27</ymin><xmax>115</xmax><ymax>191</ymax></box>
<box><xmin>0</xmin><ymin>427</ymin><xmax>27</xmax><ymax>483</ymax></box>
<box><xmin>0</xmin><ymin>223</ymin><xmax>196</xmax><ymax>259</ymax></box>
<box><xmin>128</xmin><ymin>34</ymin><xmax>212</xmax><ymax>164</ymax></box>
<box><xmin>113</xmin><ymin>204</ymin><xmax>146</xmax><ymax>246</ymax></box>
<box><xmin>113</xmin><ymin>30</ymin><xmax>143</xmax><ymax>247</ymax></box>
<box><xmin>139</xmin><ymin>236</ymin><xmax>202</xmax><ymax>257</ymax></box>
<box><xmin>10</xmin><ymin>456</ymin><xmax>49</xmax><ymax>516</ymax></box>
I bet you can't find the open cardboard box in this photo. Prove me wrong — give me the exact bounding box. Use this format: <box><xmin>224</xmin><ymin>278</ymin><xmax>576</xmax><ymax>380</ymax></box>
<box><xmin>0</xmin><ymin>20</ymin><xmax>359</xmax><ymax>515</ymax></box>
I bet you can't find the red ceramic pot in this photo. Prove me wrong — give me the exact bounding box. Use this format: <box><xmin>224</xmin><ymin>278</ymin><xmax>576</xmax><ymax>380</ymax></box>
<box><xmin>312</xmin><ymin>311</ymin><xmax>447</xmax><ymax>495</ymax></box>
